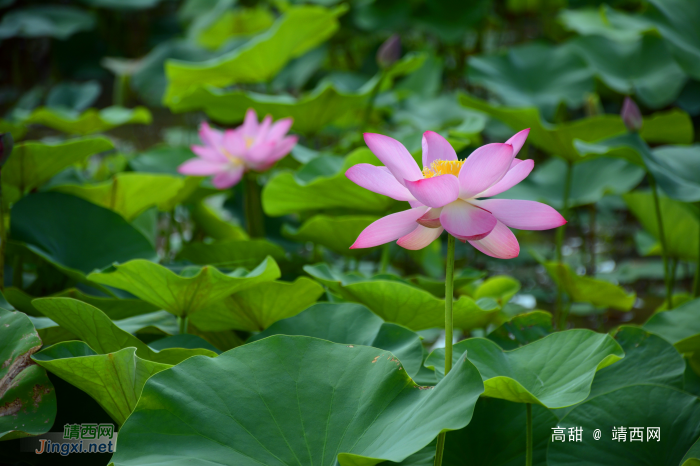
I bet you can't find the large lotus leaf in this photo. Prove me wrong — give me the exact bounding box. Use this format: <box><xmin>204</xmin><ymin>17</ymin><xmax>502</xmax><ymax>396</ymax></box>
<box><xmin>409</xmin><ymin>269</ymin><xmax>486</xmax><ymax>298</ymax></box>
<box><xmin>263</xmin><ymin>148</ymin><xmax>397</xmax><ymax>216</ymax></box>
<box><xmin>108</xmin><ymin>335</ymin><xmax>485</xmax><ymax>466</ymax></box>
<box><xmin>32</xmin><ymin>298</ymin><xmax>217</xmax><ymax>365</ymax></box>
<box><xmin>177</xmin><ymin>239</ymin><xmax>285</xmax><ymax>268</ymax></box>
<box><xmin>53</xmin><ymin>173</ymin><xmax>187</xmax><ymax>220</ymax></box>
<box><xmin>0</xmin><ymin>309</ymin><xmax>56</xmax><ymax>441</ymax></box>
<box><xmin>48</xmin><ymin>288</ymin><xmax>158</xmax><ymax>320</ymax></box>
<box><xmin>643</xmin><ymin>298</ymin><xmax>700</xmax><ymax>354</ymax></box>
<box><xmin>305</xmin><ymin>264</ymin><xmax>501</xmax><ymax>331</ymax></box>
<box><xmin>493</xmin><ymin>155</ymin><xmax>644</xmax><ymax>209</ymax></box>
<box><xmin>683</xmin><ymin>437</ymin><xmax>700</xmax><ymax>466</ymax></box>
<box><xmin>32</xmin><ymin>342</ymin><xmax>169</xmax><ymax>426</ymax></box>
<box><xmin>643</xmin><ymin>0</ymin><xmax>700</xmax><ymax>80</ymax></box>
<box><xmin>624</xmin><ymin>191</ymin><xmax>699</xmax><ymax>261</ymax></box>
<box><xmin>2</xmin><ymin>137</ymin><xmax>113</xmax><ymax>204</ymax></box>
<box><xmin>558</xmin><ymin>5</ymin><xmax>655</xmax><ymax>42</ymax></box>
<box><xmin>568</xmin><ymin>34</ymin><xmax>687</xmax><ymax>109</ymax></box>
<box><xmin>467</xmin><ymin>42</ymin><xmax>593</xmax><ymax>119</ymax></box>
<box><xmin>470</xmin><ymin>275</ymin><xmax>521</xmax><ymax>306</ymax></box>
<box><xmin>196</xmin><ymin>6</ymin><xmax>275</xmax><ymax>50</ymax></box>
<box><xmin>547</xmin><ymin>384</ymin><xmax>700</xmax><ymax>466</ymax></box>
<box><xmin>283</xmin><ymin>215</ymin><xmax>380</xmax><ymax>256</ymax></box>
<box><xmin>543</xmin><ymin>262</ymin><xmax>636</xmax><ymax>311</ymax></box>
<box><xmin>189</xmin><ymin>277</ymin><xmax>324</xmax><ymax>332</ymax></box>
<box><xmin>164</xmin><ymin>5</ymin><xmax>347</xmax><ymax>103</ymax></box>
<box><xmin>115</xmin><ymin>311</ymin><xmax>178</xmax><ymax>336</ymax></box>
<box><xmin>555</xmin><ymin>326</ymin><xmax>686</xmax><ymax>420</ymax></box>
<box><xmin>0</xmin><ymin>6</ymin><xmax>95</xmax><ymax>39</ymax></box>
<box><xmin>46</xmin><ymin>80</ymin><xmax>101</xmax><ymax>112</ymax></box>
<box><xmin>21</xmin><ymin>106</ymin><xmax>152</xmax><ymax>135</ymax></box>
<box><xmin>87</xmin><ymin>257</ymin><xmax>280</xmax><ymax>318</ymax></box>
<box><xmin>443</xmin><ymin>397</ymin><xmax>558</xmax><ymax>466</ymax></box>
<box><xmin>250</xmin><ymin>302</ymin><xmax>424</xmax><ymax>378</ymax></box>
<box><xmin>166</xmin><ymin>53</ymin><xmax>425</xmax><ymax>134</ymax></box>
<box><xmin>459</xmin><ymin>94</ymin><xmax>693</xmax><ymax>161</ymax></box>
<box><xmin>575</xmin><ymin>133</ymin><xmax>700</xmax><ymax>202</ymax></box>
<box><xmin>11</xmin><ymin>193</ymin><xmax>157</xmax><ymax>284</ymax></box>
<box><xmin>486</xmin><ymin>311</ymin><xmax>553</xmax><ymax>350</ymax></box>
<box><xmin>426</xmin><ymin>330</ymin><xmax>624</xmax><ymax>408</ymax></box>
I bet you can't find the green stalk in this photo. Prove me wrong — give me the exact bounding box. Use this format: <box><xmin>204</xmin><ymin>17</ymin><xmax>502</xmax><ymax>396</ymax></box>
<box><xmin>244</xmin><ymin>172</ymin><xmax>265</xmax><ymax>238</ymax></box>
<box><xmin>434</xmin><ymin>235</ymin><xmax>456</xmax><ymax>466</ymax></box>
<box><xmin>649</xmin><ymin>175</ymin><xmax>672</xmax><ymax>308</ymax></box>
<box><xmin>379</xmin><ymin>244</ymin><xmax>391</xmax><ymax>273</ymax></box>
<box><xmin>555</xmin><ymin>161</ymin><xmax>573</xmax><ymax>329</ymax></box>
<box><xmin>178</xmin><ymin>316</ymin><xmax>188</xmax><ymax>335</ymax></box>
<box><xmin>525</xmin><ymin>403</ymin><xmax>533</xmax><ymax>466</ymax></box>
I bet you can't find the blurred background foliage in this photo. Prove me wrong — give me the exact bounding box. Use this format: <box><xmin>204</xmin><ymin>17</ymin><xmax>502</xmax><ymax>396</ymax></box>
<box><xmin>1</xmin><ymin>0</ymin><xmax>700</xmax><ymax>362</ymax></box>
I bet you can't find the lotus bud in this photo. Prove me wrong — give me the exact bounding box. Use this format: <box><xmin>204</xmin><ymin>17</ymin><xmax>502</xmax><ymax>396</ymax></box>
<box><xmin>376</xmin><ymin>34</ymin><xmax>401</xmax><ymax>69</ymax></box>
<box><xmin>621</xmin><ymin>96</ymin><xmax>643</xmax><ymax>133</ymax></box>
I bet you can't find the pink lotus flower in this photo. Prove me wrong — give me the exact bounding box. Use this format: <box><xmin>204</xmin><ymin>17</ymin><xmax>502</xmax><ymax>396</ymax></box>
<box><xmin>178</xmin><ymin>109</ymin><xmax>298</xmax><ymax>189</ymax></box>
<box><xmin>346</xmin><ymin>129</ymin><xmax>566</xmax><ymax>259</ymax></box>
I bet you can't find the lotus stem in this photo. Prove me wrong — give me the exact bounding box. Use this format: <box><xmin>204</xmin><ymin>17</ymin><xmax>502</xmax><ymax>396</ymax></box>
<box><xmin>244</xmin><ymin>172</ymin><xmax>265</xmax><ymax>238</ymax></box>
<box><xmin>434</xmin><ymin>234</ymin><xmax>456</xmax><ymax>466</ymax></box>
<box><xmin>178</xmin><ymin>316</ymin><xmax>188</xmax><ymax>335</ymax></box>
<box><xmin>695</xmin><ymin>202</ymin><xmax>700</xmax><ymax>298</ymax></box>
<box><xmin>525</xmin><ymin>403</ymin><xmax>533</xmax><ymax>466</ymax></box>
<box><xmin>555</xmin><ymin>161</ymin><xmax>573</xmax><ymax>329</ymax></box>
<box><xmin>649</xmin><ymin>175</ymin><xmax>672</xmax><ymax>309</ymax></box>
<box><xmin>379</xmin><ymin>244</ymin><xmax>391</xmax><ymax>273</ymax></box>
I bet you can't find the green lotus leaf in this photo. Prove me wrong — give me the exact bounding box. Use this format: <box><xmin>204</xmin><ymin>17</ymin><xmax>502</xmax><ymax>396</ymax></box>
<box><xmin>305</xmin><ymin>264</ymin><xmax>501</xmax><ymax>331</ymax></box>
<box><xmin>46</xmin><ymin>80</ymin><xmax>101</xmax><ymax>112</ymax></box>
<box><xmin>2</xmin><ymin>137</ymin><xmax>114</xmax><ymax>204</ymax></box>
<box><xmin>196</xmin><ymin>6</ymin><xmax>274</xmax><ymax>50</ymax></box>
<box><xmin>426</xmin><ymin>329</ymin><xmax>624</xmax><ymax>408</ymax></box>
<box><xmin>189</xmin><ymin>277</ymin><xmax>324</xmax><ymax>332</ymax></box>
<box><xmin>190</xmin><ymin>201</ymin><xmax>249</xmax><ymax>241</ymax></box>
<box><xmin>20</xmin><ymin>106</ymin><xmax>152</xmax><ymax>135</ymax></box>
<box><xmin>543</xmin><ymin>262</ymin><xmax>636</xmax><ymax>311</ymax></box>
<box><xmin>682</xmin><ymin>437</ymin><xmax>700</xmax><ymax>466</ymax></box>
<box><xmin>643</xmin><ymin>298</ymin><xmax>700</xmax><ymax>354</ymax></box>
<box><xmin>53</xmin><ymin>288</ymin><xmax>158</xmax><ymax>320</ymax></box>
<box><xmin>32</xmin><ymin>298</ymin><xmax>217</xmax><ymax>365</ymax></box>
<box><xmin>467</xmin><ymin>42</ymin><xmax>593</xmax><ymax>119</ymax></box>
<box><xmin>165</xmin><ymin>51</ymin><xmax>425</xmax><ymax>134</ymax></box>
<box><xmin>10</xmin><ymin>193</ymin><xmax>157</xmax><ymax>284</ymax></box>
<box><xmin>164</xmin><ymin>5</ymin><xmax>347</xmax><ymax>103</ymax></box>
<box><xmin>576</xmin><ymin>133</ymin><xmax>700</xmax><ymax>203</ymax></box>
<box><xmin>410</xmin><ymin>269</ymin><xmax>486</xmax><ymax>298</ymax></box>
<box><xmin>108</xmin><ymin>335</ymin><xmax>484</xmax><ymax>466</ymax></box>
<box><xmin>28</xmin><ymin>315</ymin><xmax>78</xmax><ymax>347</ymax></box>
<box><xmin>471</xmin><ymin>275</ymin><xmax>521</xmax><ymax>306</ymax></box>
<box><xmin>80</xmin><ymin>0</ymin><xmax>164</xmax><ymax>10</ymax></box>
<box><xmin>443</xmin><ymin>397</ymin><xmax>558</xmax><ymax>466</ymax></box>
<box><xmin>115</xmin><ymin>311</ymin><xmax>178</xmax><ymax>336</ymax></box>
<box><xmin>87</xmin><ymin>257</ymin><xmax>280</xmax><ymax>318</ymax></box>
<box><xmin>568</xmin><ymin>34</ymin><xmax>687</xmax><ymax>109</ymax></box>
<box><xmin>283</xmin><ymin>215</ymin><xmax>380</xmax><ymax>256</ymax></box>
<box><xmin>52</xmin><ymin>173</ymin><xmax>188</xmax><ymax>220</ymax></box>
<box><xmin>459</xmin><ymin>93</ymin><xmax>693</xmax><ymax>161</ymax></box>
<box><xmin>487</xmin><ymin>311</ymin><xmax>553</xmax><ymax>350</ymax></box>
<box><xmin>494</xmin><ymin>155</ymin><xmax>644</xmax><ymax>209</ymax></box>
<box><xmin>547</xmin><ymin>384</ymin><xmax>700</xmax><ymax>466</ymax></box>
<box><xmin>642</xmin><ymin>0</ymin><xmax>700</xmax><ymax>80</ymax></box>
<box><xmin>177</xmin><ymin>239</ymin><xmax>285</xmax><ymax>268</ymax></box>
<box><xmin>263</xmin><ymin>148</ymin><xmax>397</xmax><ymax>216</ymax></box>
<box><xmin>32</xmin><ymin>342</ymin><xmax>169</xmax><ymax>426</ymax></box>
<box><xmin>0</xmin><ymin>308</ymin><xmax>56</xmax><ymax>441</ymax></box>
<box><xmin>624</xmin><ymin>191</ymin><xmax>699</xmax><ymax>261</ymax></box>
<box><xmin>555</xmin><ymin>326</ymin><xmax>686</xmax><ymax>420</ymax></box>
<box><xmin>558</xmin><ymin>5</ymin><xmax>654</xmax><ymax>42</ymax></box>
<box><xmin>250</xmin><ymin>302</ymin><xmax>424</xmax><ymax>378</ymax></box>
<box><xmin>0</xmin><ymin>5</ymin><xmax>95</xmax><ymax>39</ymax></box>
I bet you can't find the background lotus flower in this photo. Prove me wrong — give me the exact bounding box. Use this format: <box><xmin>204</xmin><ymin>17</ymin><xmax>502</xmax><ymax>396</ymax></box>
<box><xmin>346</xmin><ymin>129</ymin><xmax>566</xmax><ymax>259</ymax></box>
<box><xmin>178</xmin><ymin>109</ymin><xmax>298</xmax><ymax>189</ymax></box>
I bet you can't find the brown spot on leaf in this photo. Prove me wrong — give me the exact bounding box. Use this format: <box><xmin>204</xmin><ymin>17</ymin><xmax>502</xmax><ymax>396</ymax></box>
<box><xmin>0</xmin><ymin>345</ymin><xmax>41</xmax><ymax>400</ymax></box>
<box><xmin>372</xmin><ymin>356</ymin><xmax>380</xmax><ymax>363</ymax></box>
<box><xmin>0</xmin><ymin>399</ymin><xmax>21</xmax><ymax>417</ymax></box>
<box><xmin>32</xmin><ymin>385</ymin><xmax>52</xmax><ymax>408</ymax></box>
